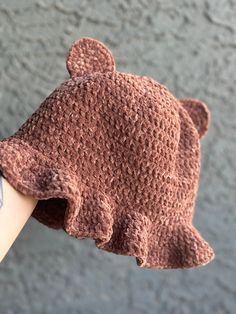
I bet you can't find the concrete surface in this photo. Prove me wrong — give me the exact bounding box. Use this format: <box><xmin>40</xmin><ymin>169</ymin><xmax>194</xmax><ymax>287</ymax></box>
<box><xmin>0</xmin><ymin>0</ymin><xmax>235</xmax><ymax>313</ymax></box>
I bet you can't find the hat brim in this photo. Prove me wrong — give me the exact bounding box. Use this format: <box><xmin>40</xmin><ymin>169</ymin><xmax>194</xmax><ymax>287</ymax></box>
<box><xmin>0</xmin><ymin>138</ymin><xmax>80</xmax><ymax>230</ymax></box>
<box><xmin>0</xmin><ymin>137</ymin><xmax>215</xmax><ymax>269</ymax></box>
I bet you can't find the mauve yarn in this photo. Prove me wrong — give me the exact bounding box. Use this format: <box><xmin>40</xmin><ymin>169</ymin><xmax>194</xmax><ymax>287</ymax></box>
<box><xmin>0</xmin><ymin>38</ymin><xmax>214</xmax><ymax>269</ymax></box>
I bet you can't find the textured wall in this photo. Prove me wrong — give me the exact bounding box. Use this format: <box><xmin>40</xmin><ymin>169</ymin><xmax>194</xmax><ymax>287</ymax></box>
<box><xmin>0</xmin><ymin>0</ymin><xmax>235</xmax><ymax>313</ymax></box>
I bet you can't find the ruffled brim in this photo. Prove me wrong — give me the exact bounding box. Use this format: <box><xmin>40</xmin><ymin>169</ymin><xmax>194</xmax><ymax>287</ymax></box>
<box><xmin>0</xmin><ymin>138</ymin><xmax>215</xmax><ymax>269</ymax></box>
<box><xmin>0</xmin><ymin>138</ymin><xmax>81</xmax><ymax>230</ymax></box>
<box><xmin>95</xmin><ymin>212</ymin><xmax>215</xmax><ymax>269</ymax></box>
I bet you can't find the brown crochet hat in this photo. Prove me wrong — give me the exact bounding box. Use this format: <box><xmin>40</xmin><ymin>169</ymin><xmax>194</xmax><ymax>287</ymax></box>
<box><xmin>0</xmin><ymin>38</ymin><xmax>214</xmax><ymax>269</ymax></box>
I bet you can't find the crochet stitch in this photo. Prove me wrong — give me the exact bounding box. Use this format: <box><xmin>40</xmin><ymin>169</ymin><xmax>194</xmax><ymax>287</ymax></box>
<box><xmin>0</xmin><ymin>38</ymin><xmax>214</xmax><ymax>269</ymax></box>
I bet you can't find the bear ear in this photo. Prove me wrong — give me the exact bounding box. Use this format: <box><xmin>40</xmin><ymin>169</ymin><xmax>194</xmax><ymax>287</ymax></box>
<box><xmin>66</xmin><ymin>37</ymin><xmax>116</xmax><ymax>79</ymax></box>
<box><xmin>179</xmin><ymin>98</ymin><xmax>210</xmax><ymax>139</ymax></box>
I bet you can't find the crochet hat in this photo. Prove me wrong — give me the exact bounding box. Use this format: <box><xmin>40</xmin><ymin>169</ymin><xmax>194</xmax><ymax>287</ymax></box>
<box><xmin>0</xmin><ymin>38</ymin><xmax>214</xmax><ymax>269</ymax></box>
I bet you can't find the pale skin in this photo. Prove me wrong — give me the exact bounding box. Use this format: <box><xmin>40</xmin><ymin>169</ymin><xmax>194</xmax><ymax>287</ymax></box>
<box><xmin>0</xmin><ymin>174</ymin><xmax>38</xmax><ymax>262</ymax></box>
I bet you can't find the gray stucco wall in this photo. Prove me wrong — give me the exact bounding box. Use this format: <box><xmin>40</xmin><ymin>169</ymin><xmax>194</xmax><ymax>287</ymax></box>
<box><xmin>0</xmin><ymin>1</ymin><xmax>235</xmax><ymax>313</ymax></box>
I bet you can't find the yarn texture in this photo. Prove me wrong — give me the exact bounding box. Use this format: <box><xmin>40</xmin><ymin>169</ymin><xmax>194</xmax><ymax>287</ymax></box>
<box><xmin>0</xmin><ymin>38</ymin><xmax>214</xmax><ymax>269</ymax></box>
